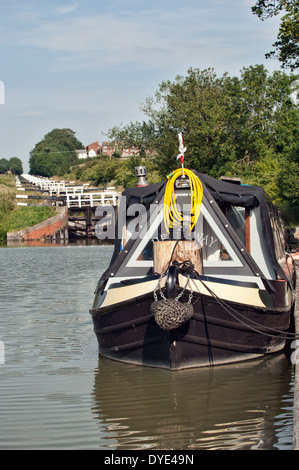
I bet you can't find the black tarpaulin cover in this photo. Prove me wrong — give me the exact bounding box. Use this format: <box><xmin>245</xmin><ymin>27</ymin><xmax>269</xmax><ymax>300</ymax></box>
<box><xmin>101</xmin><ymin>170</ymin><xmax>288</xmax><ymax>284</ymax></box>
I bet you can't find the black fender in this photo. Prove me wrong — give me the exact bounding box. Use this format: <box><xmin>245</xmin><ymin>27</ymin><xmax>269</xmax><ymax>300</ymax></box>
<box><xmin>166</xmin><ymin>265</ymin><xmax>178</xmax><ymax>299</ymax></box>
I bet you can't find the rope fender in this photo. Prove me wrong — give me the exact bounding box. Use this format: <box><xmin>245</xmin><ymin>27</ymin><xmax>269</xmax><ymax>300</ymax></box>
<box><xmin>151</xmin><ymin>262</ymin><xmax>194</xmax><ymax>331</ymax></box>
<box><xmin>151</xmin><ymin>299</ymin><xmax>194</xmax><ymax>331</ymax></box>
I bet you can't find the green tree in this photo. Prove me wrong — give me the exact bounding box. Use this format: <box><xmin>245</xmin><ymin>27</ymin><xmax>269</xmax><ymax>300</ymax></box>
<box><xmin>252</xmin><ymin>0</ymin><xmax>299</xmax><ymax>70</ymax></box>
<box><xmin>29</xmin><ymin>128</ymin><xmax>84</xmax><ymax>177</ymax></box>
<box><xmin>0</xmin><ymin>158</ymin><xmax>9</xmax><ymax>173</ymax></box>
<box><xmin>107</xmin><ymin>66</ymin><xmax>299</xmax><ymax>221</ymax></box>
<box><xmin>138</xmin><ymin>66</ymin><xmax>299</xmax><ymax>177</ymax></box>
<box><xmin>140</xmin><ymin>68</ymin><xmax>239</xmax><ymax>177</ymax></box>
<box><xmin>107</xmin><ymin>120</ymin><xmax>158</xmax><ymax>156</ymax></box>
<box><xmin>8</xmin><ymin>157</ymin><xmax>23</xmax><ymax>175</ymax></box>
<box><xmin>231</xmin><ymin>66</ymin><xmax>298</xmax><ymax>161</ymax></box>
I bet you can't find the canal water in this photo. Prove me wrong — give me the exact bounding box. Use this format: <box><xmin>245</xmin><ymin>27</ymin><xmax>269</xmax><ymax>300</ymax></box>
<box><xmin>0</xmin><ymin>244</ymin><xmax>295</xmax><ymax>450</ymax></box>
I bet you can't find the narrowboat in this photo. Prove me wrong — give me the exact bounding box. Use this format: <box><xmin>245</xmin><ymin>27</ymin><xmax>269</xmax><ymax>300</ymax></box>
<box><xmin>90</xmin><ymin>138</ymin><xmax>296</xmax><ymax>370</ymax></box>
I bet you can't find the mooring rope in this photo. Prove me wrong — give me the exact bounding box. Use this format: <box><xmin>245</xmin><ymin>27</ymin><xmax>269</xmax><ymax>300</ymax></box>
<box><xmin>152</xmin><ymin>259</ymin><xmax>299</xmax><ymax>340</ymax></box>
<box><xmin>189</xmin><ymin>264</ymin><xmax>299</xmax><ymax>341</ymax></box>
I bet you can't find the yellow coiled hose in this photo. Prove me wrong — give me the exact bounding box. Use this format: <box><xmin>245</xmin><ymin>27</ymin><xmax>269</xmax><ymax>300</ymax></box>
<box><xmin>163</xmin><ymin>168</ymin><xmax>203</xmax><ymax>234</ymax></box>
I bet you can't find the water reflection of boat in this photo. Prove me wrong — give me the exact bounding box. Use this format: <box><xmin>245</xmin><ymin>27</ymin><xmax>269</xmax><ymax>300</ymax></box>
<box><xmin>90</xmin><ymin>136</ymin><xmax>296</xmax><ymax>370</ymax></box>
<box><xmin>91</xmin><ymin>353</ymin><xmax>293</xmax><ymax>450</ymax></box>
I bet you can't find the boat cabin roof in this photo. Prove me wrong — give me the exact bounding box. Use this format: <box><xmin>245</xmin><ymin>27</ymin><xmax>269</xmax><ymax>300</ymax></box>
<box><xmin>100</xmin><ymin>170</ymin><xmax>289</xmax><ymax>284</ymax></box>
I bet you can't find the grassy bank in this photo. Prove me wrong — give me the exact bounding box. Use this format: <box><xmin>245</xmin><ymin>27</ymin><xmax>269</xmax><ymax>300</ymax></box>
<box><xmin>0</xmin><ymin>175</ymin><xmax>57</xmax><ymax>241</ymax></box>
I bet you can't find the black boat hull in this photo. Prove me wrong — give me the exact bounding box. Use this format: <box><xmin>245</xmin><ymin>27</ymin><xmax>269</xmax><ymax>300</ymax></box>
<box><xmin>91</xmin><ymin>288</ymin><xmax>293</xmax><ymax>370</ymax></box>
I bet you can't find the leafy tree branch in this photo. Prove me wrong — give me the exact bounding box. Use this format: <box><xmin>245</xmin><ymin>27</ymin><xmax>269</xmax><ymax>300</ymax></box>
<box><xmin>252</xmin><ymin>0</ymin><xmax>299</xmax><ymax>70</ymax></box>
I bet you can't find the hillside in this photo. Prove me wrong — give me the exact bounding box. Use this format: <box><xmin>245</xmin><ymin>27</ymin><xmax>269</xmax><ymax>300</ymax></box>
<box><xmin>0</xmin><ymin>175</ymin><xmax>57</xmax><ymax>241</ymax></box>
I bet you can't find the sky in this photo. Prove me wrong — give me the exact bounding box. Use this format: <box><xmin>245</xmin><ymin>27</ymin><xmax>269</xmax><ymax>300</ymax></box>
<box><xmin>0</xmin><ymin>0</ymin><xmax>284</xmax><ymax>172</ymax></box>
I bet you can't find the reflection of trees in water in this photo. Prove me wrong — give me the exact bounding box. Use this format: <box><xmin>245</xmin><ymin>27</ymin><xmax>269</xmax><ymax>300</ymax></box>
<box><xmin>91</xmin><ymin>353</ymin><xmax>293</xmax><ymax>450</ymax></box>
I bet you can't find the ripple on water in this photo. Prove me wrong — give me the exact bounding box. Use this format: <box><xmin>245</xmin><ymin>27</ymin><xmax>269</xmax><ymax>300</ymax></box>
<box><xmin>0</xmin><ymin>245</ymin><xmax>295</xmax><ymax>450</ymax></box>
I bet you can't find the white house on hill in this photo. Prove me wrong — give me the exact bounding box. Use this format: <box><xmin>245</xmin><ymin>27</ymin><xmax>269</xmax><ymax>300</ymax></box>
<box><xmin>77</xmin><ymin>141</ymin><xmax>100</xmax><ymax>159</ymax></box>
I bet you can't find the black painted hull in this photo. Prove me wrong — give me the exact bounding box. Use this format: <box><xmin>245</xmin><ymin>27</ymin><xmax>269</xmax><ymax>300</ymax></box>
<box><xmin>90</xmin><ymin>288</ymin><xmax>293</xmax><ymax>370</ymax></box>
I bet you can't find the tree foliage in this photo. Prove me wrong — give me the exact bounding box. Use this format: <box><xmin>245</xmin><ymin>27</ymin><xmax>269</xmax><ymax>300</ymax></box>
<box><xmin>0</xmin><ymin>157</ymin><xmax>23</xmax><ymax>174</ymax></box>
<box><xmin>9</xmin><ymin>157</ymin><xmax>23</xmax><ymax>175</ymax></box>
<box><xmin>0</xmin><ymin>158</ymin><xmax>10</xmax><ymax>174</ymax></box>
<box><xmin>29</xmin><ymin>128</ymin><xmax>83</xmax><ymax>177</ymax></box>
<box><xmin>107</xmin><ymin>121</ymin><xmax>158</xmax><ymax>156</ymax></box>
<box><xmin>73</xmin><ymin>154</ymin><xmax>159</xmax><ymax>188</ymax></box>
<box><xmin>252</xmin><ymin>0</ymin><xmax>299</xmax><ymax>70</ymax></box>
<box><xmin>107</xmin><ymin>66</ymin><xmax>299</xmax><ymax>221</ymax></box>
